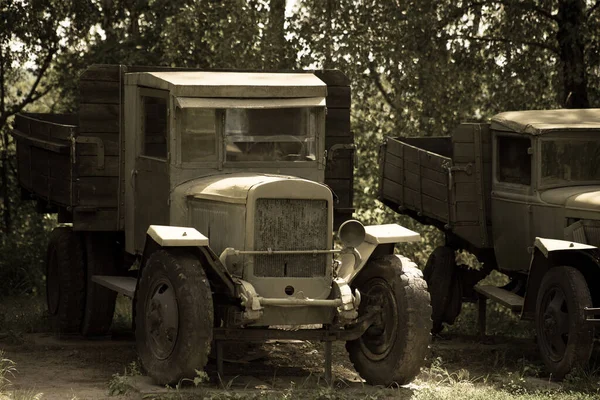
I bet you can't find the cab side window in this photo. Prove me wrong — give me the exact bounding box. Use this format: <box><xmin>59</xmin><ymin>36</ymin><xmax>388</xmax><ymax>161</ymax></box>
<box><xmin>141</xmin><ymin>96</ymin><xmax>168</xmax><ymax>159</ymax></box>
<box><xmin>497</xmin><ymin>136</ymin><xmax>531</xmax><ymax>185</ymax></box>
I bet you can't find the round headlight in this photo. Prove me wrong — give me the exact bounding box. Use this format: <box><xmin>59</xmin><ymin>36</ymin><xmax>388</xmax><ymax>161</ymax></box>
<box><xmin>338</xmin><ymin>220</ymin><xmax>365</xmax><ymax>248</ymax></box>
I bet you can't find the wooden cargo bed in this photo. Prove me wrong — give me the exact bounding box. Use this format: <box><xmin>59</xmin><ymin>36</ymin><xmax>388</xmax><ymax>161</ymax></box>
<box><xmin>12</xmin><ymin>64</ymin><xmax>354</xmax><ymax>232</ymax></box>
<box><xmin>379</xmin><ymin>124</ymin><xmax>493</xmax><ymax>250</ymax></box>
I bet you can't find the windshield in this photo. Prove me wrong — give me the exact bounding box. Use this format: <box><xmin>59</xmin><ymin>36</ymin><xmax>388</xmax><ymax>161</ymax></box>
<box><xmin>180</xmin><ymin>108</ymin><xmax>217</xmax><ymax>162</ymax></box>
<box><xmin>541</xmin><ymin>138</ymin><xmax>600</xmax><ymax>186</ymax></box>
<box><xmin>224</xmin><ymin>108</ymin><xmax>317</xmax><ymax>162</ymax></box>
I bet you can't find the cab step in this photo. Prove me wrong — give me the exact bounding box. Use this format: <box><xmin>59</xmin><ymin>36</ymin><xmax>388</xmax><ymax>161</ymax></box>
<box><xmin>474</xmin><ymin>285</ymin><xmax>524</xmax><ymax>339</ymax></box>
<box><xmin>92</xmin><ymin>275</ymin><xmax>137</xmax><ymax>298</ymax></box>
<box><xmin>475</xmin><ymin>285</ymin><xmax>524</xmax><ymax>312</ymax></box>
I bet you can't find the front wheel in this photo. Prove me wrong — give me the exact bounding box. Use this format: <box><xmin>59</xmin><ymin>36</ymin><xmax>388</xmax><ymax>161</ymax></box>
<box><xmin>136</xmin><ymin>249</ymin><xmax>213</xmax><ymax>385</ymax></box>
<box><xmin>535</xmin><ymin>266</ymin><xmax>593</xmax><ymax>380</ymax></box>
<box><xmin>346</xmin><ymin>255</ymin><xmax>431</xmax><ymax>386</ymax></box>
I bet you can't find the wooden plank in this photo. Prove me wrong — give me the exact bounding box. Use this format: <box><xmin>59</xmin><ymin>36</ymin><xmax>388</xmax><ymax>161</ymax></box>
<box><xmin>325</xmin><ymin>157</ymin><xmax>352</xmax><ymax>179</ymax></box>
<box><xmin>79</xmin><ymin>103</ymin><xmax>120</xmax><ymax>133</ymax></box>
<box><xmin>400</xmin><ymin>158</ymin><xmax>447</xmax><ymax>184</ymax></box>
<box><xmin>92</xmin><ymin>276</ymin><xmax>136</xmax><ymax>297</ymax></box>
<box><xmin>76</xmin><ymin>133</ymin><xmax>120</xmax><ymax>156</ymax></box>
<box><xmin>326</xmin><ymin>86</ymin><xmax>351</xmax><ymax>108</ymax></box>
<box><xmin>383</xmin><ymin>161</ymin><xmax>402</xmax><ymax>183</ymax></box>
<box><xmin>455</xmin><ymin>182</ymin><xmax>477</xmax><ymax>202</ymax></box>
<box><xmin>75</xmin><ymin>155</ymin><xmax>119</xmax><ymax>177</ymax></box>
<box><xmin>422</xmin><ymin>194</ymin><xmax>449</xmax><ymax>220</ymax></box>
<box><xmin>325</xmin><ymin>178</ymin><xmax>352</xmax><ymax>208</ymax></box>
<box><xmin>30</xmin><ymin>147</ymin><xmax>71</xmax><ymax>179</ymax></box>
<box><xmin>422</xmin><ymin>179</ymin><xmax>448</xmax><ymax>202</ymax></box>
<box><xmin>475</xmin><ymin>285</ymin><xmax>523</xmax><ymax>311</ymax></box>
<box><xmin>452</xmin><ymin>123</ymin><xmax>491</xmax><ymax>143</ymax></box>
<box><xmin>456</xmin><ymin>201</ymin><xmax>480</xmax><ymax>222</ymax></box>
<box><xmin>382</xmin><ymin>178</ymin><xmax>403</xmax><ymax>204</ymax></box>
<box><xmin>15</xmin><ymin>113</ymin><xmax>76</xmax><ymax>142</ymax></box>
<box><xmin>73</xmin><ymin>208</ymin><xmax>119</xmax><ymax>231</ymax></box>
<box><xmin>384</xmin><ymin>152</ymin><xmax>402</xmax><ymax>168</ymax></box>
<box><xmin>402</xmin><ymin>170</ymin><xmax>448</xmax><ymax>202</ymax></box>
<box><xmin>75</xmin><ymin>177</ymin><xmax>119</xmax><ymax>207</ymax></box>
<box><xmin>325</xmin><ymin>109</ymin><xmax>351</xmax><ymax>137</ymax></box>
<box><xmin>389</xmin><ymin>139</ymin><xmax>449</xmax><ymax>173</ymax></box>
<box><xmin>30</xmin><ymin>174</ymin><xmax>71</xmax><ymax>205</ymax></box>
<box><xmin>79</xmin><ymin>64</ymin><xmax>122</xmax><ymax>82</ymax></box>
<box><xmin>79</xmin><ymin>80</ymin><xmax>120</xmax><ymax>104</ymax></box>
<box><xmin>453</xmin><ymin>142</ymin><xmax>492</xmax><ymax>163</ymax></box>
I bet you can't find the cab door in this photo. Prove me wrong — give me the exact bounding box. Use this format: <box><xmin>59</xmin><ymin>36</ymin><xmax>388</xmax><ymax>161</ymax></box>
<box><xmin>491</xmin><ymin>133</ymin><xmax>535</xmax><ymax>272</ymax></box>
<box><xmin>132</xmin><ymin>88</ymin><xmax>170</xmax><ymax>252</ymax></box>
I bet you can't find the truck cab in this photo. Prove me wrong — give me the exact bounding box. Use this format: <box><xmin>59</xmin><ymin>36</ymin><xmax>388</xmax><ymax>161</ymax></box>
<box><xmin>490</xmin><ymin>109</ymin><xmax>600</xmax><ymax>273</ymax></box>
<box><xmin>123</xmin><ymin>72</ymin><xmax>328</xmax><ymax>255</ymax></box>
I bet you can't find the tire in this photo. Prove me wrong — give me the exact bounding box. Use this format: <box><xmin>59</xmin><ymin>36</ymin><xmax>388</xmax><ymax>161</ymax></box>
<box><xmin>346</xmin><ymin>255</ymin><xmax>431</xmax><ymax>386</ymax></box>
<box><xmin>535</xmin><ymin>266</ymin><xmax>594</xmax><ymax>380</ymax></box>
<box><xmin>136</xmin><ymin>249</ymin><xmax>213</xmax><ymax>385</ymax></box>
<box><xmin>81</xmin><ymin>232</ymin><xmax>119</xmax><ymax>337</ymax></box>
<box><xmin>46</xmin><ymin>227</ymin><xmax>86</xmax><ymax>335</ymax></box>
<box><xmin>423</xmin><ymin>246</ymin><xmax>458</xmax><ymax>333</ymax></box>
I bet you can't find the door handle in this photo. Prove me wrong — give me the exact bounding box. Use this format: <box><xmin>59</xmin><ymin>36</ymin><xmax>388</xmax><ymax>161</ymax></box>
<box><xmin>130</xmin><ymin>169</ymin><xmax>138</xmax><ymax>189</ymax></box>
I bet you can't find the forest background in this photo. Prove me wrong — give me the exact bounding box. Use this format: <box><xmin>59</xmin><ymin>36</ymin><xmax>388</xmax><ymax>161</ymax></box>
<box><xmin>1</xmin><ymin>0</ymin><xmax>599</xmax><ymax>297</ymax></box>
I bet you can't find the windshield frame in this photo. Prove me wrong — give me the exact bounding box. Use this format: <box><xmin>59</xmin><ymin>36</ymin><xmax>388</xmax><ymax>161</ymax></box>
<box><xmin>175</xmin><ymin>101</ymin><xmax>325</xmax><ymax>169</ymax></box>
<box><xmin>538</xmin><ymin>131</ymin><xmax>600</xmax><ymax>190</ymax></box>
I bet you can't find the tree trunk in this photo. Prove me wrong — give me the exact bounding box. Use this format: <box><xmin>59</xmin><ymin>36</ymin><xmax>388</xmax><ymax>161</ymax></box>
<box><xmin>557</xmin><ymin>0</ymin><xmax>589</xmax><ymax>108</ymax></box>
<box><xmin>265</xmin><ymin>0</ymin><xmax>288</xmax><ymax>69</ymax></box>
<box><xmin>1</xmin><ymin>127</ymin><xmax>11</xmax><ymax>235</ymax></box>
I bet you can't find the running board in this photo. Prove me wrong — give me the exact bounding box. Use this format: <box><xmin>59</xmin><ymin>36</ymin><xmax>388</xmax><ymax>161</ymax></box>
<box><xmin>92</xmin><ymin>275</ymin><xmax>137</xmax><ymax>298</ymax></box>
<box><xmin>475</xmin><ymin>285</ymin><xmax>524</xmax><ymax>312</ymax></box>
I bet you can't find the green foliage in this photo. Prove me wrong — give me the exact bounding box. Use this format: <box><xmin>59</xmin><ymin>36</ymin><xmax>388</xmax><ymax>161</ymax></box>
<box><xmin>107</xmin><ymin>361</ymin><xmax>141</xmax><ymax>396</ymax></box>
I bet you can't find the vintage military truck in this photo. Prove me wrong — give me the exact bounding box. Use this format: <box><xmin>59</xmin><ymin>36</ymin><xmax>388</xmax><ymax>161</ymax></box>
<box><xmin>11</xmin><ymin>64</ymin><xmax>431</xmax><ymax>385</ymax></box>
<box><xmin>379</xmin><ymin>108</ymin><xmax>600</xmax><ymax>379</ymax></box>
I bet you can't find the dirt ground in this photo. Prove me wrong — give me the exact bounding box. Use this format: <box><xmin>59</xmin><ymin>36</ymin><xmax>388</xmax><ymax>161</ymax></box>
<box><xmin>0</xmin><ymin>329</ymin><xmax>569</xmax><ymax>400</ymax></box>
<box><xmin>0</xmin><ymin>324</ymin><xmax>599</xmax><ymax>400</ymax></box>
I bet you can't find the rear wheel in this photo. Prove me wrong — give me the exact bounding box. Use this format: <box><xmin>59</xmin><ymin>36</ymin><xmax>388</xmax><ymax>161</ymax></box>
<box><xmin>136</xmin><ymin>249</ymin><xmax>213</xmax><ymax>385</ymax></box>
<box><xmin>81</xmin><ymin>232</ymin><xmax>120</xmax><ymax>336</ymax></box>
<box><xmin>46</xmin><ymin>227</ymin><xmax>86</xmax><ymax>335</ymax></box>
<box><xmin>535</xmin><ymin>266</ymin><xmax>593</xmax><ymax>380</ymax></box>
<box><xmin>346</xmin><ymin>255</ymin><xmax>431</xmax><ymax>386</ymax></box>
<box><xmin>423</xmin><ymin>246</ymin><xmax>461</xmax><ymax>333</ymax></box>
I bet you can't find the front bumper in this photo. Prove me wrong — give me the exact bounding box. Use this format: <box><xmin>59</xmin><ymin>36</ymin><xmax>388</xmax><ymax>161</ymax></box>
<box><xmin>233</xmin><ymin>277</ymin><xmax>360</xmax><ymax>327</ymax></box>
<box><xmin>584</xmin><ymin>307</ymin><xmax>600</xmax><ymax>323</ymax></box>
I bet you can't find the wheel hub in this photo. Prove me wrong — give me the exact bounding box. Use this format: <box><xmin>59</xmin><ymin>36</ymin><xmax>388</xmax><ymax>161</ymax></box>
<box><xmin>359</xmin><ymin>279</ymin><xmax>398</xmax><ymax>361</ymax></box>
<box><xmin>539</xmin><ymin>286</ymin><xmax>569</xmax><ymax>362</ymax></box>
<box><xmin>145</xmin><ymin>279</ymin><xmax>179</xmax><ymax>360</ymax></box>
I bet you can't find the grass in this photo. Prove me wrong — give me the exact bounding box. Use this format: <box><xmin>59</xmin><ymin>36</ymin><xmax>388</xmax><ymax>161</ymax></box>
<box><xmin>0</xmin><ymin>296</ymin><xmax>49</xmax><ymax>341</ymax></box>
<box><xmin>0</xmin><ymin>350</ymin><xmax>44</xmax><ymax>400</ymax></box>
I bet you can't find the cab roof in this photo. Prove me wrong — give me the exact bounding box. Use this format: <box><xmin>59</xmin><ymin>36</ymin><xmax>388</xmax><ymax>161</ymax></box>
<box><xmin>124</xmin><ymin>71</ymin><xmax>327</xmax><ymax>98</ymax></box>
<box><xmin>491</xmin><ymin>109</ymin><xmax>600</xmax><ymax>135</ymax></box>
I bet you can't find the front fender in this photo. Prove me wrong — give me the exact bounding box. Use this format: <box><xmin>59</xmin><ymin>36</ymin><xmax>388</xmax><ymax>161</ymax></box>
<box><xmin>338</xmin><ymin>224</ymin><xmax>421</xmax><ymax>284</ymax></box>
<box><xmin>141</xmin><ymin>225</ymin><xmax>235</xmax><ymax>297</ymax></box>
<box><xmin>522</xmin><ymin>237</ymin><xmax>598</xmax><ymax>320</ymax></box>
<box><xmin>147</xmin><ymin>225</ymin><xmax>209</xmax><ymax>247</ymax></box>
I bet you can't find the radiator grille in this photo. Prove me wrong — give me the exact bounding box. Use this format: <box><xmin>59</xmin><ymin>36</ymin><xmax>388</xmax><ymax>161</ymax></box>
<box><xmin>573</xmin><ymin>222</ymin><xmax>600</xmax><ymax>246</ymax></box>
<box><xmin>253</xmin><ymin>198</ymin><xmax>328</xmax><ymax>277</ymax></box>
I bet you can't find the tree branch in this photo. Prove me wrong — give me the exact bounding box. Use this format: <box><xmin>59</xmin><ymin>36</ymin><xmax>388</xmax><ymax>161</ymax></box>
<box><xmin>6</xmin><ymin>48</ymin><xmax>56</xmax><ymax>117</ymax></box>
<box><xmin>367</xmin><ymin>62</ymin><xmax>403</xmax><ymax>117</ymax></box>
<box><xmin>587</xmin><ymin>0</ymin><xmax>600</xmax><ymax>18</ymax></box>
<box><xmin>468</xmin><ymin>1</ymin><xmax>558</xmax><ymax>22</ymax></box>
<box><xmin>449</xmin><ymin>34</ymin><xmax>560</xmax><ymax>54</ymax></box>
<box><xmin>0</xmin><ymin>48</ymin><xmax>5</xmax><ymax>115</ymax></box>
